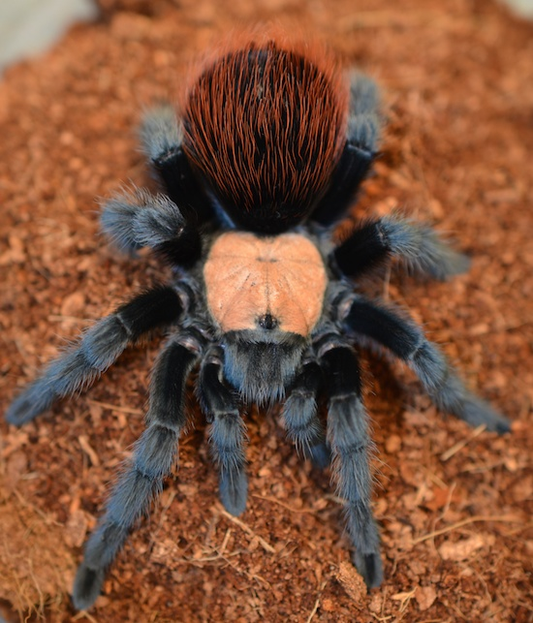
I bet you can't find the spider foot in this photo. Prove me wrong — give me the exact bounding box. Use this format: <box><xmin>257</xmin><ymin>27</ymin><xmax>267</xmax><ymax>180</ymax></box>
<box><xmin>307</xmin><ymin>442</ymin><xmax>331</xmax><ymax>469</ymax></box>
<box><xmin>72</xmin><ymin>564</ymin><xmax>105</xmax><ymax>611</ymax></box>
<box><xmin>219</xmin><ymin>469</ymin><xmax>248</xmax><ymax>516</ymax></box>
<box><xmin>5</xmin><ymin>387</ymin><xmax>54</xmax><ymax>426</ymax></box>
<box><xmin>353</xmin><ymin>549</ymin><xmax>383</xmax><ymax>589</ymax></box>
<box><xmin>454</xmin><ymin>395</ymin><xmax>511</xmax><ymax>434</ymax></box>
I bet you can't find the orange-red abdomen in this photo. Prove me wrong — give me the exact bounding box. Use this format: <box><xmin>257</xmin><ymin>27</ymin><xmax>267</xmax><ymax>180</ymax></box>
<box><xmin>183</xmin><ymin>37</ymin><xmax>347</xmax><ymax>233</ymax></box>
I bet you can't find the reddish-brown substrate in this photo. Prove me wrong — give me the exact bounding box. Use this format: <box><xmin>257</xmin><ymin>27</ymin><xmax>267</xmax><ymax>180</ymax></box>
<box><xmin>0</xmin><ymin>0</ymin><xmax>531</xmax><ymax>621</ymax></box>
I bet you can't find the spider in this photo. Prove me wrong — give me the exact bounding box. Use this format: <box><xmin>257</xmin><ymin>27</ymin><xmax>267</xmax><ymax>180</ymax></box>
<box><xmin>6</xmin><ymin>34</ymin><xmax>510</xmax><ymax>610</ymax></box>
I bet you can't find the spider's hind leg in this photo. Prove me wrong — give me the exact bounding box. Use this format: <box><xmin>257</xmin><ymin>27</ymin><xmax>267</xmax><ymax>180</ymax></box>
<box><xmin>198</xmin><ymin>347</ymin><xmax>248</xmax><ymax>516</ymax></box>
<box><xmin>140</xmin><ymin>103</ymin><xmax>213</xmax><ymax>223</ymax></box>
<box><xmin>312</xmin><ymin>72</ymin><xmax>380</xmax><ymax>227</ymax></box>
<box><xmin>101</xmin><ymin>188</ymin><xmax>202</xmax><ymax>266</ymax></box>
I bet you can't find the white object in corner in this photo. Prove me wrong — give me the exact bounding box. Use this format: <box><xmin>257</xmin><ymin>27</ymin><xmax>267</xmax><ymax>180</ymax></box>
<box><xmin>0</xmin><ymin>0</ymin><xmax>98</xmax><ymax>73</ymax></box>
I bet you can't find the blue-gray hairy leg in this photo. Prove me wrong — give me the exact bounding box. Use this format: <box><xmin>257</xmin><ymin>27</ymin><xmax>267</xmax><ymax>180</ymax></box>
<box><xmin>6</xmin><ymin>286</ymin><xmax>183</xmax><ymax>426</ymax></box>
<box><xmin>282</xmin><ymin>359</ymin><xmax>330</xmax><ymax>468</ymax></box>
<box><xmin>332</xmin><ymin>213</ymin><xmax>470</xmax><ymax>282</ymax></box>
<box><xmin>198</xmin><ymin>349</ymin><xmax>248</xmax><ymax>516</ymax></box>
<box><xmin>139</xmin><ymin>103</ymin><xmax>213</xmax><ymax>224</ymax></box>
<box><xmin>311</xmin><ymin>72</ymin><xmax>380</xmax><ymax>227</ymax></box>
<box><xmin>341</xmin><ymin>296</ymin><xmax>510</xmax><ymax>433</ymax></box>
<box><xmin>346</xmin><ymin>71</ymin><xmax>381</xmax><ymax>153</ymax></box>
<box><xmin>139</xmin><ymin>102</ymin><xmax>183</xmax><ymax>162</ymax></box>
<box><xmin>100</xmin><ymin>188</ymin><xmax>201</xmax><ymax>267</ymax></box>
<box><xmin>319</xmin><ymin>343</ymin><xmax>382</xmax><ymax>589</ymax></box>
<box><xmin>72</xmin><ymin>337</ymin><xmax>199</xmax><ymax>611</ymax></box>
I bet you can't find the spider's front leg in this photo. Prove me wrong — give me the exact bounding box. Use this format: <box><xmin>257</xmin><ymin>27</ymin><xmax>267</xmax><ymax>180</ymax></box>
<box><xmin>317</xmin><ymin>336</ymin><xmax>382</xmax><ymax>589</ymax></box>
<box><xmin>282</xmin><ymin>356</ymin><xmax>330</xmax><ymax>468</ymax></box>
<box><xmin>6</xmin><ymin>286</ymin><xmax>184</xmax><ymax>425</ymax></box>
<box><xmin>73</xmin><ymin>332</ymin><xmax>201</xmax><ymax>610</ymax></box>
<box><xmin>198</xmin><ymin>346</ymin><xmax>248</xmax><ymax>516</ymax></box>
<box><xmin>340</xmin><ymin>294</ymin><xmax>510</xmax><ymax>433</ymax></box>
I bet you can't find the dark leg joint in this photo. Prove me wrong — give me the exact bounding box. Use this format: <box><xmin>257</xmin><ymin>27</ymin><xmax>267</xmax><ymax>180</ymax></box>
<box><xmin>117</xmin><ymin>286</ymin><xmax>183</xmax><ymax>341</ymax></box>
<box><xmin>341</xmin><ymin>297</ymin><xmax>423</xmax><ymax>360</ymax></box>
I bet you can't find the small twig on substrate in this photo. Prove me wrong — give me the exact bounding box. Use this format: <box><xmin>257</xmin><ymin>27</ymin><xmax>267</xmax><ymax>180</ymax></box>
<box><xmin>306</xmin><ymin>581</ymin><xmax>327</xmax><ymax>623</ymax></box>
<box><xmin>219</xmin><ymin>508</ymin><xmax>276</xmax><ymax>554</ymax></box>
<box><xmin>252</xmin><ymin>493</ymin><xmax>321</xmax><ymax>514</ymax></box>
<box><xmin>440</xmin><ymin>424</ymin><xmax>486</xmax><ymax>461</ymax></box>
<box><xmin>72</xmin><ymin>609</ymin><xmax>98</xmax><ymax>623</ymax></box>
<box><xmin>412</xmin><ymin>514</ymin><xmax>524</xmax><ymax>545</ymax></box>
<box><xmin>86</xmin><ymin>399</ymin><xmax>143</xmax><ymax>416</ymax></box>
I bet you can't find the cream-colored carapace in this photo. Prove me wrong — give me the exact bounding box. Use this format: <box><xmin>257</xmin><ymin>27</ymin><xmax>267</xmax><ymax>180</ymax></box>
<box><xmin>203</xmin><ymin>232</ymin><xmax>327</xmax><ymax>336</ymax></box>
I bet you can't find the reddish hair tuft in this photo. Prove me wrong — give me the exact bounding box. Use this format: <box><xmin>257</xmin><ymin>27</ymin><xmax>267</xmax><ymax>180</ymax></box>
<box><xmin>182</xmin><ymin>32</ymin><xmax>348</xmax><ymax>232</ymax></box>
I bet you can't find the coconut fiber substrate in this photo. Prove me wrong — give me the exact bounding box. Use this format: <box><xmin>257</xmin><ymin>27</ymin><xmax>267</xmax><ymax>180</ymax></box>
<box><xmin>0</xmin><ymin>0</ymin><xmax>532</xmax><ymax>621</ymax></box>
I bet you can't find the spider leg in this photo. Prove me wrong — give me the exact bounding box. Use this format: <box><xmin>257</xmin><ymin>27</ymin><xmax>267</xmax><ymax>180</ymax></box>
<box><xmin>331</xmin><ymin>214</ymin><xmax>470</xmax><ymax>281</ymax></box>
<box><xmin>198</xmin><ymin>347</ymin><xmax>248</xmax><ymax>516</ymax></box>
<box><xmin>312</xmin><ymin>72</ymin><xmax>380</xmax><ymax>227</ymax></box>
<box><xmin>72</xmin><ymin>334</ymin><xmax>200</xmax><ymax>611</ymax></box>
<box><xmin>6</xmin><ymin>286</ymin><xmax>183</xmax><ymax>426</ymax></box>
<box><xmin>317</xmin><ymin>339</ymin><xmax>382</xmax><ymax>588</ymax></box>
<box><xmin>101</xmin><ymin>188</ymin><xmax>201</xmax><ymax>266</ymax></box>
<box><xmin>340</xmin><ymin>295</ymin><xmax>510</xmax><ymax>433</ymax></box>
<box><xmin>281</xmin><ymin>358</ymin><xmax>330</xmax><ymax>468</ymax></box>
<box><xmin>140</xmin><ymin>103</ymin><xmax>213</xmax><ymax>223</ymax></box>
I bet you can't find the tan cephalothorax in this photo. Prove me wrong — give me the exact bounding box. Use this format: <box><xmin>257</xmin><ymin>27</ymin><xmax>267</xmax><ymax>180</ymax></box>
<box><xmin>203</xmin><ymin>232</ymin><xmax>327</xmax><ymax>336</ymax></box>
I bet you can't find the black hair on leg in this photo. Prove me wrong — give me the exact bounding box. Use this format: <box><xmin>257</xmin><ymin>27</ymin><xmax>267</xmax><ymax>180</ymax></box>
<box><xmin>72</xmin><ymin>337</ymin><xmax>199</xmax><ymax>610</ymax></box>
<box><xmin>140</xmin><ymin>103</ymin><xmax>213</xmax><ymax>224</ymax></box>
<box><xmin>6</xmin><ymin>286</ymin><xmax>184</xmax><ymax>426</ymax></box>
<box><xmin>101</xmin><ymin>187</ymin><xmax>202</xmax><ymax>267</ymax></box>
<box><xmin>198</xmin><ymin>347</ymin><xmax>248</xmax><ymax>516</ymax></box>
<box><xmin>282</xmin><ymin>359</ymin><xmax>330</xmax><ymax>468</ymax></box>
<box><xmin>340</xmin><ymin>295</ymin><xmax>510</xmax><ymax>433</ymax></box>
<box><xmin>318</xmin><ymin>342</ymin><xmax>382</xmax><ymax>589</ymax></box>
<box><xmin>331</xmin><ymin>214</ymin><xmax>470</xmax><ymax>281</ymax></box>
<box><xmin>312</xmin><ymin>73</ymin><xmax>380</xmax><ymax>227</ymax></box>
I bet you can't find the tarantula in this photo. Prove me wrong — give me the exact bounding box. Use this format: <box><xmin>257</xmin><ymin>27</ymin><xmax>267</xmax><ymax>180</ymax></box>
<box><xmin>6</xmin><ymin>35</ymin><xmax>510</xmax><ymax>610</ymax></box>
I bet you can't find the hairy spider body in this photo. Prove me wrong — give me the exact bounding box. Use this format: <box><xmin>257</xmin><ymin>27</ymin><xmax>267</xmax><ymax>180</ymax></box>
<box><xmin>204</xmin><ymin>231</ymin><xmax>328</xmax><ymax>403</ymax></box>
<box><xmin>183</xmin><ymin>39</ymin><xmax>347</xmax><ymax>232</ymax></box>
<box><xmin>6</xmin><ymin>34</ymin><xmax>510</xmax><ymax>611</ymax></box>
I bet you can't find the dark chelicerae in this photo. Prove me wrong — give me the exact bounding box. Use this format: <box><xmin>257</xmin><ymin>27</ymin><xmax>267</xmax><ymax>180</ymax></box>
<box><xmin>6</xmin><ymin>33</ymin><xmax>510</xmax><ymax>610</ymax></box>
